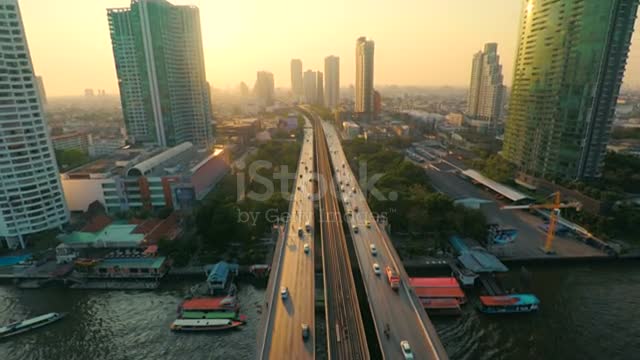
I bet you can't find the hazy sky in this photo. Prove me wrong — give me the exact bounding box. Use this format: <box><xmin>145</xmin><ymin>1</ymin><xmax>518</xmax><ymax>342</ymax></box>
<box><xmin>18</xmin><ymin>0</ymin><xmax>640</xmax><ymax>96</ymax></box>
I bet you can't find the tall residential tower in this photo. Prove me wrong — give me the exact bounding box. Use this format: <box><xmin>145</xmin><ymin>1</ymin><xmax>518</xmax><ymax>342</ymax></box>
<box><xmin>0</xmin><ymin>0</ymin><xmax>69</xmax><ymax>248</ymax></box>
<box><xmin>355</xmin><ymin>37</ymin><xmax>375</xmax><ymax>119</ymax></box>
<box><xmin>324</xmin><ymin>56</ymin><xmax>340</xmax><ymax>109</ymax></box>
<box><xmin>254</xmin><ymin>71</ymin><xmax>275</xmax><ymax>106</ymax></box>
<box><xmin>503</xmin><ymin>0</ymin><xmax>638</xmax><ymax>180</ymax></box>
<box><xmin>108</xmin><ymin>0</ymin><xmax>213</xmax><ymax>148</ymax></box>
<box><xmin>303</xmin><ymin>70</ymin><xmax>317</xmax><ymax>105</ymax></box>
<box><xmin>290</xmin><ymin>59</ymin><xmax>303</xmax><ymax>100</ymax></box>
<box><xmin>466</xmin><ymin>43</ymin><xmax>505</xmax><ymax>126</ymax></box>
<box><xmin>316</xmin><ymin>71</ymin><xmax>324</xmax><ymax>106</ymax></box>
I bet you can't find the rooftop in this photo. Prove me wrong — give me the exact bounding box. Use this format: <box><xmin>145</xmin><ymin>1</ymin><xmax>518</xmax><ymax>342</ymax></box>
<box><xmin>462</xmin><ymin>169</ymin><xmax>531</xmax><ymax>202</ymax></box>
<box><xmin>63</xmin><ymin>142</ymin><xmax>223</xmax><ymax>179</ymax></box>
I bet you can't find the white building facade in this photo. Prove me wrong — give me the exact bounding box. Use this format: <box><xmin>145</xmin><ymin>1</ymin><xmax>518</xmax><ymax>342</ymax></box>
<box><xmin>0</xmin><ymin>0</ymin><xmax>69</xmax><ymax>248</ymax></box>
<box><xmin>466</xmin><ymin>43</ymin><xmax>505</xmax><ymax>127</ymax></box>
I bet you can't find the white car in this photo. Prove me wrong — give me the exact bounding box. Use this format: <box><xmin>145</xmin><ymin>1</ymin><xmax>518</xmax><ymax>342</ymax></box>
<box><xmin>301</xmin><ymin>323</ymin><xmax>310</xmax><ymax>340</ymax></box>
<box><xmin>303</xmin><ymin>243</ymin><xmax>310</xmax><ymax>254</ymax></box>
<box><xmin>370</xmin><ymin>244</ymin><xmax>377</xmax><ymax>256</ymax></box>
<box><xmin>280</xmin><ymin>286</ymin><xmax>288</xmax><ymax>299</ymax></box>
<box><xmin>373</xmin><ymin>263</ymin><xmax>381</xmax><ymax>275</ymax></box>
<box><xmin>352</xmin><ymin>225</ymin><xmax>359</xmax><ymax>234</ymax></box>
<box><xmin>401</xmin><ymin>341</ymin><xmax>414</xmax><ymax>359</ymax></box>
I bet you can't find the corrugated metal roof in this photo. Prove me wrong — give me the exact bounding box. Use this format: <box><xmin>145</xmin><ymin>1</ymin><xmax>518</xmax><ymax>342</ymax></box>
<box><xmin>462</xmin><ymin>169</ymin><xmax>531</xmax><ymax>202</ymax></box>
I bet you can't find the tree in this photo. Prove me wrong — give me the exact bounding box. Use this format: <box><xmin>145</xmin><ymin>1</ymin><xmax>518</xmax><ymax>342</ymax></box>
<box><xmin>55</xmin><ymin>149</ymin><xmax>89</xmax><ymax>170</ymax></box>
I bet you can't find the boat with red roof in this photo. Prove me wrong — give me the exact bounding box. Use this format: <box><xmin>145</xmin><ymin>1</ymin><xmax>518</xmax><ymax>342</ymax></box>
<box><xmin>178</xmin><ymin>296</ymin><xmax>239</xmax><ymax>312</ymax></box>
<box><xmin>478</xmin><ymin>294</ymin><xmax>540</xmax><ymax>314</ymax></box>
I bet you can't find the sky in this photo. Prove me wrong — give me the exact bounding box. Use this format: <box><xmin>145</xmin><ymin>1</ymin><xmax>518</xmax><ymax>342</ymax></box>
<box><xmin>18</xmin><ymin>0</ymin><xmax>640</xmax><ymax>96</ymax></box>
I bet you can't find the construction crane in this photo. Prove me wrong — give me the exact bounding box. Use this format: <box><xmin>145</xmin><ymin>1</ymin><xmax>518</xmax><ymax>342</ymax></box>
<box><xmin>501</xmin><ymin>192</ymin><xmax>582</xmax><ymax>254</ymax></box>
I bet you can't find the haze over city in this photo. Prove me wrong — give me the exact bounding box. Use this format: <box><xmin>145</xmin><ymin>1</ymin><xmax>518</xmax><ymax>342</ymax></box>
<box><xmin>19</xmin><ymin>0</ymin><xmax>640</xmax><ymax>96</ymax></box>
<box><xmin>2</xmin><ymin>0</ymin><xmax>640</xmax><ymax>359</ymax></box>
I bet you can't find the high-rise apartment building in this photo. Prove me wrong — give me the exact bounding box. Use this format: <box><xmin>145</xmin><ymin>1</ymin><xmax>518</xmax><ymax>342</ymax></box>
<box><xmin>504</xmin><ymin>0</ymin><xmax>638</xmax><ymax>180</ymax></box>
<box><xmin>466</xmin><ymin>43</ymin><xmax>505</xmax><ymax>126</ymax></box>
<box><xmin>303</xmin><ymin>70</ymin><xmax>317</xmax><ymax>104</ymax></box>
<box><xmin>355</xmin><ymin>37</ymin><xmax>375</xmax><ymax>119</ymax></box>
<box><xmin>254</xmin><ymin>71</ymin><xmax>275</xmax><ymax>106</ymax></box>
<box><xmin>316</xmin><ymin>71</ymin><xmax>324</xmax><ymax>106</ymax></box>
<box><xmin>324</xmin><ymin>56</ymin><xmax>340</xmax><ymax>109</ymax></box>
<box><xmin>0</xmin><ymin>0</ymin><xmax>69</xmax><ymax>248</ymax></box>
<box><xmin>108</xmin><ymin>0</ymin><xmax>213</xmax><ymax>148</ymax></box>
<box><xmin>290</xmin><ymin>59</ymin><xmax>303</xmax><ymax>99</ymax></box>
<box><xmin>35</xmin><ymin>76</ymin><xmax>46</xmax><ymax>105</ymax></box>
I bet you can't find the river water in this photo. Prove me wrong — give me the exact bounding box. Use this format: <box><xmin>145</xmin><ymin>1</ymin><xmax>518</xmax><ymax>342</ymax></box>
<box><xmin>0</xmin><ymin>263</ymin><xmax>638</xmax><ymax>360</ymax></box>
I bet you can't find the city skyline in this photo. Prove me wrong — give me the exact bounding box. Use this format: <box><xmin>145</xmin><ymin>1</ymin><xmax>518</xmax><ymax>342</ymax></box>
<box><xmin>16</xmin><ymin>0</ymin><xmax>640</xmax><ymax>96</ymax></box>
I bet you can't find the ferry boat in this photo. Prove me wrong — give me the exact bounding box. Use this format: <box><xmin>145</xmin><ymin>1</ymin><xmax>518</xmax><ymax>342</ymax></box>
<box><xmin>181</xmin><ymin>311</ymin><xmax>247</xmax><ymax>322</ymax></box>
<box><xmin>170</xmin><ymin>318</ymin><xmax>244</xmax><ymax>332</ymax></box>
<box><xmin>0</xmin><ymin>312</ymin><xmax>66</xmax><ymax>339</ymax></box>
<box><xmin>478</xmin><ymin>294</ymin><xmax>540</xmax><ymax>314</ymax></box>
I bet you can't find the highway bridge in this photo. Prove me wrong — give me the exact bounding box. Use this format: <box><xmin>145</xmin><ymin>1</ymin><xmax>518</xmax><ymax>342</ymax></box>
<box><xmin>258</xmin><ymin>118</ymin><xmax>316</xmax><ymax>359</ymax></box>
<box><xmin>258</xmin><ymin>108</ymin><xmax>447</xmax><ymax>359</ymax></box>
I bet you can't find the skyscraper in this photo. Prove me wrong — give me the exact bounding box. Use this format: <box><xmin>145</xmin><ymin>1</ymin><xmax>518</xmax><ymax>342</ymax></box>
<box><xmin>316</xmin><ymin>71</ymin><xmax>324</xmax><ymax>106</ymax></box>
<box><xmin>290</xmin><ymin>59</ymin><xmax>303</xmax><ymax>99</ymax></box>
<box><xmin>355</xmin><ymin>37</ymin><xmax>375</xmax><ymax>119</ymax></box>
<box><xmin>466</xmin><ymin>43</ymin><xmax>505</xmax><ymax>126</ymax></box>
<box><xmin>108</xmin><ymin>0</ymin><xmax>213</xmax><ymax>148</ymax></box>
<box><xmin>324</xmin><ymin>56</ymin><xmax>340</xmax><ymax>109</ymax></box>
<box><xmin>254</xmin><ymin>71</ymin><xmax>275</xmax><ymax>106</ymax></box>
<box><xmin>303</xmin><ymin>70</ymin><xmax>317</xmax><ymax>104</ymax></box>
<box><xmin>503</xmin><ymin>0</ymin><xmax>638</xmax><ymax>180</ymax></box>
<box><xmin>0</xmin><ymin>0</ymin><xmax>69</xmax><ymax>249</ymax></box>
<box><xmin>35</xmin><ymin>76</ymin><xmax>47</xmax><ymax>105</ymax></box>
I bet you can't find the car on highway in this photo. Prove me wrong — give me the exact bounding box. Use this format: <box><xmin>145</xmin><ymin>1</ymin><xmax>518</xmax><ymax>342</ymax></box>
<box><xmin>373</xmin><ymin>263</ymin><xmax>381</xmax><ymax>275</ymax></box>
<box><xmin>301</xmin><ymin>323</ymin><xmax>310</xmax><ymax>340</ymax></box>
<box><xmin>303</xmin><ymin>243</ymin><xmax>310</xmax><ymax>254</ymax></box>
<box><xmin>305</xmin><ymin>222</ymin><xmax>311</xmax><ymax>232</ymax></box>
<box><xmin>354</xmin><ymin>206</ymin><xmax>359</xmax><ymax>212</ymax></box>
<box><xmin>280</xmin><ymin>286</ymin><xmax>288</xmax><ymax>299</ymax></box>
<box><xmin>347</xmin><ymin>210</ymin><xmax>352</xmax><ymax>217</ymax></box>
<box><xmin>366</xmin><ymin>220</ymin><xmax>371</xmax><ymax>228</ymax></box>
<box><xmin>400</xmin><ymin>340</ymin><xmax>414</xmax><ymax>359</ymax></box>
<box><xmin>370</xmin><ymin>244</ymin><xmax>377</xmax><ymax>256</ymax></box>
<box><xmin>352</xmin><ymin>187</ymin><xmax>356</xmax><ymax>194</ymax></box>
<box><xmin>352</xmin><ymin>225</ymin><xmax>359</xmax><ymax>233</ymax></box>
<box><xmin>298</xmin><ymin>227</ymin><xmax>304</xmax><ymax>237</ymax></box>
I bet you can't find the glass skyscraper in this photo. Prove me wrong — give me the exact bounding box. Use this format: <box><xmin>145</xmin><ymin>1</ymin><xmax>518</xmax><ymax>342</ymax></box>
<box><xmin>355</xmin><ymin>37</ymin><xmax>374</xmax><ymax>119</ymax></box>
<box><xmin>504</xmin><ymin>0</ymin><xmax>638</xmax><ymax>180</ymax></box>
<box><xmin>108</xmin><ymin>0</ymin><xmax>213</xmax><ymax>148</ymax></box>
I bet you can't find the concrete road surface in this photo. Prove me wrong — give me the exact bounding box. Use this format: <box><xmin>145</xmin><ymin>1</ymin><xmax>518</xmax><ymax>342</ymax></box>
<box><xmin>322</xmin><ymin>121</ymin><xmax>448</xmax><ymax>360</ymax></box>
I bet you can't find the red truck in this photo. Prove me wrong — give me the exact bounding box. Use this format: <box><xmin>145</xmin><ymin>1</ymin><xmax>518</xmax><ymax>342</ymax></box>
<box><xmin>385</xmin><ymin>266</ymin><xmax>400</xmax><ymax>291</ymax></box>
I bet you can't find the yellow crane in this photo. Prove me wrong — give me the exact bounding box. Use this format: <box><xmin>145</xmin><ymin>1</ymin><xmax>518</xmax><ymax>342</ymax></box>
<box><xmin>501</xmin><ymin>192</ymin><xmax>582</xmax><ymax>254</ymax></box>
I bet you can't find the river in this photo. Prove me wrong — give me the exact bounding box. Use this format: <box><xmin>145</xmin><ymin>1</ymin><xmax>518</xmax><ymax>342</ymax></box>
<box><xmin>0</xmin><ymin>263</ymin><xmax>638</xmax><ymax>360</ymax></box>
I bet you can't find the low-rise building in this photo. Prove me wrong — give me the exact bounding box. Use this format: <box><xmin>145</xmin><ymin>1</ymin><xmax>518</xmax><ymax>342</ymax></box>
<box><xmin>61</xmin><ymin>142</ymin><xmax>230</xmax><ymax>214</ymax></box>
<box><xmin>52</xmin><ymin>131</ymin><xmax>91</xmax><ymax>153</ymax></box>
<box><xmin>89</xmin><ymin>136</ymin><xmax>127</xmax><ymax>158</ymax></box>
